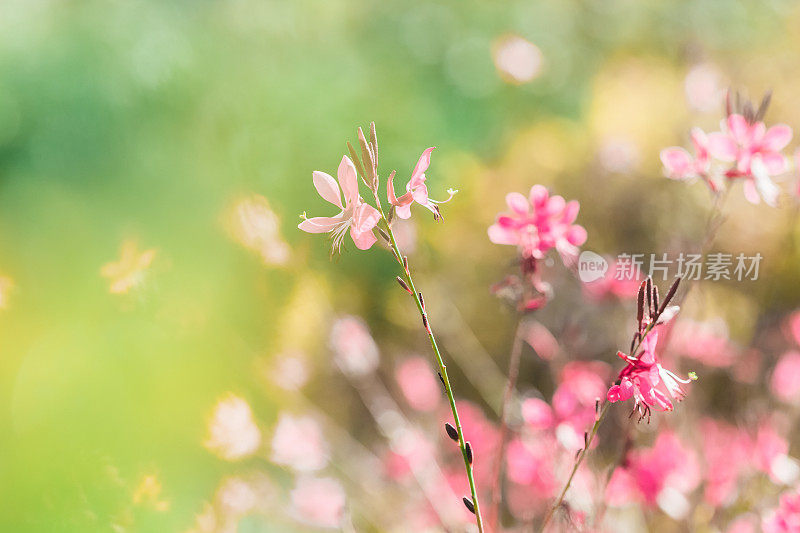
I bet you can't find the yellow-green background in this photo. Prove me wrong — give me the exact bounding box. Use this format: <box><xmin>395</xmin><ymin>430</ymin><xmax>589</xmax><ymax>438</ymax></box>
<box><xmin>1</xmin><ymin>0</ymin><xmax>800</xmax><ymax>531</ymax></box>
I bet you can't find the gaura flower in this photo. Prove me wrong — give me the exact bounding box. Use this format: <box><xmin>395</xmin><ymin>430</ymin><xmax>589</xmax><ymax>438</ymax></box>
<box><xmin>299</xmin><ymin>156</ymin><xmax>381</xmax><ymax>252</ymax></box>
<box><xmin>607</xmin><ymin>330</ymin><xmax>696</xmax><ymax>419</ymax></box>
<box><xmin>708</xmin><ymin>114</ymin><xmax>792</xmax><ymax>205</ymax></box>
<box><xmin>487</xmin><ymin>185</ymin><xmax>587</xmax><ymax>264</ymax></box>
<box><xmin>387</xmin><ymin>147</ymin><xmax>457</xmax><ymax>220</ymax></box>
<box><xmin>660</xmin><ymin>128</ymin><xmax>715</xmax><ymax>186</ymax></box>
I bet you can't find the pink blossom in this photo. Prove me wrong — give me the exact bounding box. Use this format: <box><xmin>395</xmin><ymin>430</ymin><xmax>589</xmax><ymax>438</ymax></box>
<box><xmin>708</xmin><ymin>114</ymin><xmax>792</xmax><ymax>205</ymax></box>
<box><xmin>488</xmin><ymin>185</ymin><xmax>587</xmax><ymax>264</ymax></box>
<box><xmin>754</xmin><ymin>422</ymin><xmax>791</xmax><ymax>482</ymax></box>
<box><xmin>606</xmin><ymin>431</ymin><xmax>700</xmax><ymax>508</ymax></box>
<box><xmin>669</xmin><ymin>318</ymin><xmax>735</xmax><ymax>368</ymax></box>
<box><xmin>329</xmin><ymin>315</ymin><xmax>379</xmax><ymax>377</ymax></box>
<box><xmin>387</xmin><ymin>147</ymin><xmax>456</xmax><ymax>219</ymax></box>
<box><xmin>771</xmin><ymin>351</ymin><xmax>800</xmax><ymax>405</ymax></box>
<box><xmin>582</xmin><ymin>258</ymin><xmax>642</xmax><ymax>301</ymax></box>
<box><xmin>270</xmin><ymin>413</ymin><xmax>329</xmax><ymax>472</ymax></box>
<box><xmin>552</xmin><ymin>362</ymin><xmax>610</xmax><ymax>447</ymax></box>
<box><xmin>701</xmin><ymin>419</ymin><xmax>751</xmax><ymax>506</ymax></box>
<box><xmin>289</xmin><ymin>477</ymin><xmax>346</xmax><ymax>529</ymax></box>
<box><xmin>383</xmin><ymin>428</ymin><xmax>437</xmax><ymax>480</ymax></box>
<box><xmin>763</xmin><ymin>487</ymin><xmax>800</xmax><ymax>533</ymax></box>
<box><xmin>298</xmin><ymin>156</ymin><xmax>381</xmax><ymax>251</ymax></box>
<box><xmin>395</xmin><ymin>356</ymin><xmax>440</xmax><ymax>412</ymax></box>
<box><xmin>505</xmin><ymin>436</ymin><xmax>559</xmax><ymax>500</ymax></box>
<box><xmin>607</xmin><ymin>330</ymin><xmax>696</xmax><ymax>418</ymax></box>
<box><xmin>521</xmin><ymin>397</ymin><xmax>554</xmax><ymax>430</ymax></box>
<box><xmin>660</xmin><ymin>128</ymin><xmax>713</xmax><ymax>183</ymax></box>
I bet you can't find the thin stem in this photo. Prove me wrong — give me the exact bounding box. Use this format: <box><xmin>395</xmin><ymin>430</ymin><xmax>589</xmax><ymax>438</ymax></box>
<box><xmin>489</xmin><ymin>318</ymin><xmax>526</xmax><ymax>531</ymax></box>
<box><xmin>382</xmin><ymin>215</ymin><xmax>484</xmax><ymax>533</ymax></box>
<box><xmin>539</xmin><ymin>402</ymin><xmax>609</xmax><ymax>532</ymax></box>
<box><xmin>539</xmin><ymin>320</ymin><xmax>657</xmax><ymax>532</ymax></box>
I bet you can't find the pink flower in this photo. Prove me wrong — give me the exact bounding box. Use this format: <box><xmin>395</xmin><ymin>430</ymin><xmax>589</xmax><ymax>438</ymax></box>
<box><xmin>708</xmin><ymin>114</ymin><xmax>792</xmax><ymax>205</ymax></box>
<box><xmin>387</xmin><ymin>147</ymin><xmax>456</xmax><ymax>219</ymax></box>
<box><xmin>763</xmin><ymin>487</ymin><xmax>800</xmax><ymax>533</ymax></box>
<box><xmin>607</xmin><ymin>330</ymin><xmax>695</xmax><ymax>418</ymax></box>
<box><xmin>395</xmin><ymin>356</ymin><xmax>440</xmax><ymax>412</ymax></box>
<box><xmin>270</xmin><ymin>413</ymin><xmax>329</xmax><ymax>472</ymax></box>
<box><xmin>289</xmin><ymin>477</ymin><xmax>346</xmax><ymax>529</ymax></box>
<box><xmin>551</xmin><ymin>362</ymin><xmax>610</xmax><ymax>447</ymax></box>
<box><xmin>606</xmin><ymin>432</ymin><xmax>700</xmax><ymax>509</ymax></box>
<box><xmin>204</xmin><ymin>394</ymin><xmax>262</xmax><ymax>461</ymax></box>
<box><xmin>298</xmin><ymin>156</ymin><xmax>381</xmax><ymax>251</ymax></box>
<box><xmin>701</xmin><ymin>419</ymin><xmax>751</xmax><ymax>506</ymax></box>
<box><xmin>771</xmin><ymin>351</ymin><xmax>800</xmax><ymax>405</ymax></box>
<box><xmin>329</xmin><ymin>315</ymin><xmax>379</xmax><ymax>377</ymax></box>
<box><xmin>660</xmin><ymin>128</ymin><xmax>713</xmax><ymax>184</ymax></box>
<box><xmin>488</xmin><ymin>185</ymin><xmax>587</xmax><ymax>264</ymax></box>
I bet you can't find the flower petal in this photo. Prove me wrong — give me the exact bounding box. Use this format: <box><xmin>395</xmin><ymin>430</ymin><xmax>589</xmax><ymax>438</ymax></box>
<box><xmin>488</xmin><ymin>223</ymin><xmax>519</xmax><ymax>246</ymax></box>
<box><xmin>566</xmin><ymin>225</ymin><xmax>587</xmax><ymax>246</ymax></box>
<box><xmin>352</xmin><ymin>203</ymin><xmax>381</xmax><ymax>234</ymax></box>
<box><xmin>660</xmin><ymin>147</ymin><xmax>693</xmax><ymax>178</ymax></box>
<box><xmin>395</xmin><ymin>203</ymin><xmax>412</xmax><ymax>220</ymax></box>
<box><xmin>350</xmin><ymin>226</ymin><xmax>377</xmax><ymax>250</ymax></box>
<box><xmin>707</xmin><ymin>134</ymin><xmax>738</xmax><ymax>161</ymax></box>
<box><xmin>762</xmin><ymin>124</ymin><xmax>793</xmax><ymax>152</ymax></box>
<box><xmin>529</xmin><ymin>185</ymin><xmax>549</xmax><ymax>209</ymax></box>
<box><xmin>409</xmin><ymin>147</ymin><xmax>435</xmax><ymax>188</ymax></box>
<box><xmin>298</xmin><ymin>215</ymin><xmax>344</xmax><ymax>233</ymax></box>
<box><xmin>505</xmin><ymin>192</ymin><xmax>529</xmax><ymax>215</ymax></box>
<box><xmin>338</xmin><ymin>156</ymin><xmax>359</xmax><ymax>206</ymax></box>
<box><xmin>312</xmin><ymin>171</ymin><xmax>342</xmax><ymax>208</ymax></box>
<box><xmin>727</xmin><ymin>114</ymin><xmax>750</xmax><ymax>144</ymax></box>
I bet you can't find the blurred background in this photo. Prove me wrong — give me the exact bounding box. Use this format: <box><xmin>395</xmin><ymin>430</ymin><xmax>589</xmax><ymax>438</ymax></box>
<box><xmin>2</xmin><ymin>0</ymin><xmax>800</xmax><ymax>531</ymax></box>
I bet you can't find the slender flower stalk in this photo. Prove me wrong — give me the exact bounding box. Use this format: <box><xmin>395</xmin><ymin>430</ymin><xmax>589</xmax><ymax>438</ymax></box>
<box><xmin>300</xmin><ymin>123</ymin><xmax>483</xmax><ymax>532</ymax></box>
<box><xmin>539</xmin><ymin>277</ymin><xmax>686</xmax><ymax>532</ymax></box>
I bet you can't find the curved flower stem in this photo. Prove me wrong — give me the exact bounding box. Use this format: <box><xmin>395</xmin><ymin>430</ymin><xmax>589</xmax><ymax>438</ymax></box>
<box><xmin>380</xmin><ymin>212</ymin><xmax>484</xmax><ymax>533</ymax></box>
<box><xmin>539</xmin><ymin>402</ymin><xmax>609</xmax><ymax>532</ymax></box>
<box><xmin>489</xmin><ymin>318</ymin><xmax>526</xmax><ymax>531</ymax></box>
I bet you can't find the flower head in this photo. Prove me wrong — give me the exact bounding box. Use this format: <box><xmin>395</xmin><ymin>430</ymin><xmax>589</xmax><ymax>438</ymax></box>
<box><xmin>488</xmin><ymin>185</ymin><xmax>587</xmax><ymax>264</ymax></box>
<box><xmin>606</xmin><ymin>330</ymin><xmax>696</xmax><ymax>420</ymax></box>
<box><xmin>660</xmin><ymin>128</ymin><xmax>714</xmax><ymax>186</ymax></box>
<box><xmin>387</xmin><ymin>147</ymin><xmax>456</xmax><ymax>220</ymax></box>
<box><xmin>299</xmin><ymin>156</ymin><xmax>381</xmax><ymax>252</ymax></box>
<box><xmin>708</xmin><ymin>114</ymin><xmax>792</xmax><ymax>205</ymax></box>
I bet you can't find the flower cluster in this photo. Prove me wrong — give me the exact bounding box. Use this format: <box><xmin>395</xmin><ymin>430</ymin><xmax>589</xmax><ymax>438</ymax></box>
<box><xmin>488</xmin><ymin>185</ymin><xmax>587</xmax><ymax>264</ymax></box>
<box><xmin>606</xmin><ymin>278</ymin><xmax>696</xmax><ymax>420</ymax></box>
<box><xmin>660</xmin><ymin>92</ymin><xmax>793</xmax><ymax>206</ymax></box>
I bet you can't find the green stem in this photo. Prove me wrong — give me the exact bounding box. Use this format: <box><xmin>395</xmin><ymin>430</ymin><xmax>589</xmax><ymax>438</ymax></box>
<box><xmin>381</xmin><ymin>212</ymin><xmax>484</xmax><ymax>533</ymax></box>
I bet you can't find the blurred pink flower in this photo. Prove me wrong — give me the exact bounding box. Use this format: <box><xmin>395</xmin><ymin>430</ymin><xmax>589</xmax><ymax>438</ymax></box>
<box><xmin>763</xmin><ymin>487</ymin><xmax>800</xmax><ymax>533</ymax></box>
<box><xmin>606</xmin><ymin>432</ymin><xmax>700</xmax><ymax>509</ymax></box>
<box><xmin>383</xmin><ymin>428</ymin><xmax>437</xmax><ymax>480</ymax></box>
<box><xmin>521</xmin><ymin>397</ymin><xmax>554</xmax><ymax>431</ymax></box>
<box><xmin>204</xmin><ymin>394</ymin><xmax>262</xmax><ymax>461</ymax></box>
<box><xmin>395</xmin><ymin>356</ymin><xmax>440</xmax><ymax>412</ymax></box>
<box><xmin>708</xmin><ymin>114</ymin><xmax>792</xmax><ymax>205</ymax></box>
<box><xmin>582</xmin><ymin>258</ymin><xmax>642</xmax><ymax>301</ymax></box>
<box><xmin>298</xmin><ymin>156</ymin><xmax>381</xmax><ymax>251</ymax></box>
<box><xmin>552</xmin><ymin>362</ymin><xmax>610</xmax><ymax>448</ymax></box>
<box><xmin>701</xmin><ymin>419</ymin><xmax>751</xmax><ymax>506</ymax></box>
<box><xmin>388</xmin><ymin>147</ymin><xmax>456</xmax><ymax>220</ymax></box>
<box><xmin>227</xmin><ymin>194</ymin><xmax>290</xmax><ymax>266</ymax></box>
<box><xmin>488</xmin><ymin>185</ymin><xmax>587</xmax><ymax>264</ymax></box>
<box><xmin>289</xmin><ymin>477</ymin><xmax>346</xmax><ymax>529</ymax></box>
<box><xmin>270</xmin><ymin>413</ymin><xmax>329</xmax><ymax>472</ymax></box>
<box><xmin>727</xmin><ymin>516</ymin><xmax>758</xmax><ymax>533</ymax></box>
<box><xmin>607</xmin><ymin>330</ymin><xmax>695</xmax><ymax>417</ymax></box>
<box><xmin>329</xmin><ymin>315</ymin><xmax>379</xmax><ymax>377</ymax></box>
<box><xmin>754</xmin><ymin>422</ymin><xmax>795</xmax><ymax>484</ymax></box>
<box><xmin>521</xmin><ymin>320</ymin><xmax>560</xmax><ymax>360</ymax></box>
<box><xmin>669</xmin><ymin>319</ymin><xmax>735</xmax><ymax>368</ymax></box>
<box><xmin>771</xmin><ymin>351</ymin><xmax>800</xmax><ymax>405</ymax></box>
<box><xmin>505</xmin><ymin>436</ymin><xmax>559</xmax><ymax>501</ymax></box>
<box><xmin>684</xmin><ymin>63</ymin><xmax>723</xmax><ymax>112</ymax></box>
<box><xmin>660</xmin><ymin>128</ymin><xmax>713</xmax><ymax>184</ymax></box>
